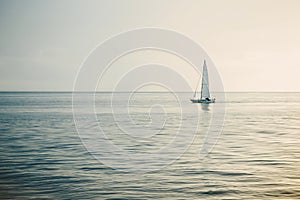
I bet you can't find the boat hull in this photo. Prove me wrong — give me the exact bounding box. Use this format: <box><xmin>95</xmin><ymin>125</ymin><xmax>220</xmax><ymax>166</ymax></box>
<box><xmin>190</xmin><ymin>99</ymin><xmax>215</xmax><ymax>104</ymax></box>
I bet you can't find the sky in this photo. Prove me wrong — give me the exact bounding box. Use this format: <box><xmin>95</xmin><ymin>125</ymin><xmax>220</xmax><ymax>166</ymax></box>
<box><xmin>0</xmin><ymin>0</ymin><xmax>300</xmax><ymax>92</ymax></box>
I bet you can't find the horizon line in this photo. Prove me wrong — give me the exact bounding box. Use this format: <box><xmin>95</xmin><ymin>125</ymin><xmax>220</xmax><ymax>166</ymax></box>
<box><xmin>0</xmin><ymin>91</ymin><xmax>300</xmax><ymax>93</ymax></box>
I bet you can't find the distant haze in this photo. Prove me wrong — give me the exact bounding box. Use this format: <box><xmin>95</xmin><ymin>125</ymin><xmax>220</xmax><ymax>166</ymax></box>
<box><xmin>0</xmin><ymin>0</ymin><xmax>300</xmax><ymax>92</ymax></box>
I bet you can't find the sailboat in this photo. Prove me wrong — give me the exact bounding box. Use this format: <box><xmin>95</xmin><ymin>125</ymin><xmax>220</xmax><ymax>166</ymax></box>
<box><xmin>190</xmin><ymin>60</ymin><xmax>215</xmax><ymax>103</ymax></box>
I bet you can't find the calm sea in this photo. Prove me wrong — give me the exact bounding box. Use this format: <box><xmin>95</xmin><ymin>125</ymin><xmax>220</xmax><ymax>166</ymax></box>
<box><xmin>0</xmin><ymin>92</ymin><xmax>299</xmax><ymax>199</ymax></box>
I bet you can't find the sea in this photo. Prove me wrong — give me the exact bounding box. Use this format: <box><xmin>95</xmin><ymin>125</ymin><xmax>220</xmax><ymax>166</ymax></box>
<box><xmin>0</xmin><ymin>92</ymin><xmax>299</xmax><ymax>199</ymax></box>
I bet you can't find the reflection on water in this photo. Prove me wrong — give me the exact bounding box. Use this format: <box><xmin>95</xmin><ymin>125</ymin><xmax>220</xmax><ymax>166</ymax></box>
<box><xmin>201</xmin><ymin>103</ymin><xmax>210</xmax><ymax>111</ymax></box>
<box><xmin>0</xmin><ymin>92</ymin><xmax>300</xmax><ymax>199</ymax></box>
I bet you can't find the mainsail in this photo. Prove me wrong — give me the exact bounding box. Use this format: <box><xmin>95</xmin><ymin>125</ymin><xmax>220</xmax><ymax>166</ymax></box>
<box><xmin>200</xmin><ymin>60</ymin><xmax>210</xmax><ymax>99</ymax></box>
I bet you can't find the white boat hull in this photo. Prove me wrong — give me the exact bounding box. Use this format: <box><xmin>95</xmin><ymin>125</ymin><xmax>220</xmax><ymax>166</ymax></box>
<box><xmin>190</xmin><ymin>98</ymin><xmax>215</xmax><ymax>104</ymax></box>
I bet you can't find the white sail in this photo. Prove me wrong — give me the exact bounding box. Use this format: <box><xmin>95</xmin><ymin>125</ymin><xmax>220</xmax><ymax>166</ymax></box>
<box><xmin>200</xmin><ymin>60</ymin><xmax>210</xmax><ymax>99</ymax></box>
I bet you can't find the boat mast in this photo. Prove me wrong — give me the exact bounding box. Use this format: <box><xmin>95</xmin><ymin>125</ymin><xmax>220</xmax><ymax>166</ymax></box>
<box><xmin>200</xmin><ymin>60</ymin><xmax>205</xmax><ymax>99</ymax></box>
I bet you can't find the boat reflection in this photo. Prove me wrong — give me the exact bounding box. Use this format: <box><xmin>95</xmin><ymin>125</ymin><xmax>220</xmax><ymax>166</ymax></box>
<box><xmin>201</xmin><ymin>103</ymin><xmax>210</xmax><ymax>111</ymax></box>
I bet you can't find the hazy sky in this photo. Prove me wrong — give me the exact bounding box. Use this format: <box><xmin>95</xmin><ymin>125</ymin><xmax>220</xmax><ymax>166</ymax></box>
<box><xmin>0</xmin><ymin>0</ymin><xmax>300</xmax><ymax>91</ymax></box>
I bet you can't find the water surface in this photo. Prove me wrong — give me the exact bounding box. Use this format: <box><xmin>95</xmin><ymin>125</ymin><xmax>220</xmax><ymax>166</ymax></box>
<box><xmin>0</xmin><ymin>92</ymin><xmax>299</xmax><ymax>199</ymax></box>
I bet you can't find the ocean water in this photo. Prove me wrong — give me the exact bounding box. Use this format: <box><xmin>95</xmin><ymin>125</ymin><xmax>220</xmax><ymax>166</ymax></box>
<box><xmin>0</xmin><ymin>92</ymin><xmax>299</xmax><ymax>199</ymax></box>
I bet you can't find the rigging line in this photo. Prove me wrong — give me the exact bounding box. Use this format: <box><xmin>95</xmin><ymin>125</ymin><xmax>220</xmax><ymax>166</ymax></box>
<box><xmin>193</xmin><ymin>72</ymin><xmax>202</xmax><ymax>98</ymax></box>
